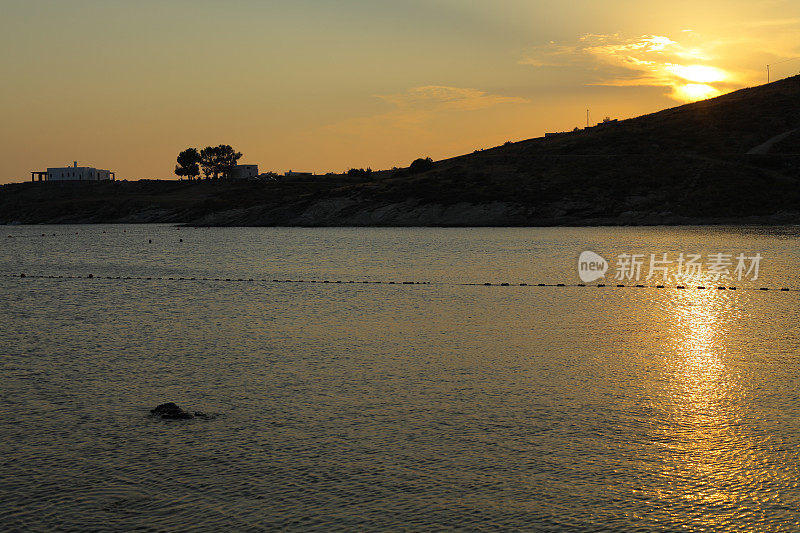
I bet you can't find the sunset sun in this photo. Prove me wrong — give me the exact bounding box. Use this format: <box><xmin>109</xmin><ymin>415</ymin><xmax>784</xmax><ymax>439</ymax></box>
<box><xmin>666</xmin><ymin>64</ymin><xmax>729</xmax><ymax>101</ymax></box>
<box><xmin>666</xmin><ymin>64</ymin><xmax>728</xmax><ymax>84</ymax></box>
<box><xmin>674</xmin><ymin>82</ymin><xmax>722</xmax><ymax>101</ymax></box>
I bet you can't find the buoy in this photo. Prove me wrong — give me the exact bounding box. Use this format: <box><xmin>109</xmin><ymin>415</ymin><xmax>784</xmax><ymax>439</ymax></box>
<box><xmin>697</xmin><ymin>286</ymin><xmax>706</xmax><ymax>289</ymax></box>
<box><xmin>149</xmin><ymin>239</ymin><xmax>152</xmax><ymax>243</ymax></box>
<box><xmin>87</xmin><ymin>274</ymin><xmax>93</xmax><ymax>278</ymax></box>
<box><xmin>179</xmin><ymin>239</ymin><xmax>183</xmax><ymax>242</ymax></box>
<box><xmin>20</xmin><ymin>273</ymin><xmax>25</xmax><ymax>278</ymax></box>
<box><xmin>656</xmin><ymin>285</ymin><xmax>665</xmax><ymax>288</ymax></box>
<box><xmin>677</xmin><ymin>286</ymin><xmax>685</xmax><ymax>289</ymax></box>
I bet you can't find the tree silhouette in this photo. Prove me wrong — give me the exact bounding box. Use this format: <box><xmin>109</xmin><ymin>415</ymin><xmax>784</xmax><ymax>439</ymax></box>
<box><xmin>409</xmin><ymin>157</ymin><xmax>434</xmax><ymax>174</ymax></box>
<box><xmin>200</xmin><ymin>145</ymin><xmax>243</xmax><ymax>179</ymax></box>
<box><xmin>175</xmin><ymin>148</ymin><xmax>201</xmax><ymax>180</ymax></box>
<box><xmin>347</xmin><ymin>167</ymin><xmax>373</xmax><ymax>178</ymax></box>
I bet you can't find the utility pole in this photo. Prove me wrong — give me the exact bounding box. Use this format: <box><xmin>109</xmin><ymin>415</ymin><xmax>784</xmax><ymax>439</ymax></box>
<box><xmin>767</xmin><ymin>57</ymin><xmax>800</xmax><ymax>84</ymax></box>
<box><xmin>586</xmin><ymin>109</ymin><xmax>590</xmax><ymax>128</ymax></box>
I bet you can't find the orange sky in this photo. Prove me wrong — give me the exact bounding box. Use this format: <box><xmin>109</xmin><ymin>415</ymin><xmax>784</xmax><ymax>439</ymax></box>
<box><xmin>1</xmin><ymin>0</ymin><xmax>799</xmax><ymax>183</ymax></box>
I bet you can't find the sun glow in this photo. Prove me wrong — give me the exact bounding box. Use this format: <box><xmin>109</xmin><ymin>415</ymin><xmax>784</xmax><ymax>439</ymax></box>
<box><xmin>535</xmin><ymin>34</ymin><xmax>743</xmax><ymax>103</ymax></box>
<box><xmin>665</xmin><ymin>64</ymin><xmax>730</xmax><ymax>102</ymax></box>
<box><xmin>674</xmin><ymin>83</ymin><xmax>722</xmax><ymax>101</ymax></box>
<box><xmin>666</xmin><ymin>64</ymin><xmax>728</xmax><ymax>83</ymax></box>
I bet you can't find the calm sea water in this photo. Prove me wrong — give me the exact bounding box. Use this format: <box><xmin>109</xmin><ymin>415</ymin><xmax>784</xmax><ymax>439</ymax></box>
<box><xmin>1</xmin><ymin>225</ymin><xmax>800</xmax><ymax>531</ymax></box>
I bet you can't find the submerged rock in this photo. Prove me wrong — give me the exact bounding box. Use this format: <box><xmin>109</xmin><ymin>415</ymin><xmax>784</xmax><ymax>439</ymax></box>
<box><xmin>150</xmin><ymin>402</ymin><xmax>194</xmax><ymax>420</ymax></box>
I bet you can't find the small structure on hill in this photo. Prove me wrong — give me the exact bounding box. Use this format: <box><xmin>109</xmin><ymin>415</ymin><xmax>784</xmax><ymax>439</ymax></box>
<box><xmin>31</xmin><ymin>161</ymin><xmax>115</xmax><ymax>182</ymax></box>
<box><xmin>230</xmin><ymin>164</ymin><xmax>258</xmax><ymax>179</ymax></box>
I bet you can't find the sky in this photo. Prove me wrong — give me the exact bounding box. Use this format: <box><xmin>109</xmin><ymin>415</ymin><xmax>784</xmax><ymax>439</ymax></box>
<box><xmin>1</xmin><ymin>0</ymin><xmax>799</xmax><ymax>183</ymax></box>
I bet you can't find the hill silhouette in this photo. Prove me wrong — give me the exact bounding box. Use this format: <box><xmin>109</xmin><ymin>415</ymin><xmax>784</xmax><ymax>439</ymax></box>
<box><xmin>2</xmin><ymin>75</ymin><xmax>799</xmax><ymax>226</ymax></box>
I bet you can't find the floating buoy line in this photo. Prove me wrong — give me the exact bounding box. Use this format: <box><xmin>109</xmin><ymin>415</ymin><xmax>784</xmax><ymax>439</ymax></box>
<box><xmin>1</xmin><ymin>272</ymin><xmax>798</xmax><ymax>293</ymax></box>
<box><xmin>4</xmin><ymin>231</ymin><xmax>798</xmax><ymax>292</ymax></box>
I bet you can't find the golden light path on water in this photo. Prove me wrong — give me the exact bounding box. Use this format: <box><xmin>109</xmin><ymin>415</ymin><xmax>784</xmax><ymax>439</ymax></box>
<box><xmin>659</xmin><ymin>287</ymin><xmax>745</xmax><ymax>524</ymax></box>
<box><xmin>650</xmin><ymin>283</ymin><xmax>794</xmax><ymax>528</ymax></box>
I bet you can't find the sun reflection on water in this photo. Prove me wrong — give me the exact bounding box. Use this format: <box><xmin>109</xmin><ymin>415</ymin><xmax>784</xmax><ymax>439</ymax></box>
<box><xmin>671</xmin><ymin>289</ymin><xmax>727</xmax><ymax>403</ymax></box>
<box><xmin>657</xmin><ymin>287</ymin><xmax>747</xmax><ymax>519</ymax></box>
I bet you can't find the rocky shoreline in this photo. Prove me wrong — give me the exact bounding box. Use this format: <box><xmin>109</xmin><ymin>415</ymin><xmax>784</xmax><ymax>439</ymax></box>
<box><xmin>2</xmin><ymin>192</ymin><xmax>798</xmax><ymax>227</ymax></box>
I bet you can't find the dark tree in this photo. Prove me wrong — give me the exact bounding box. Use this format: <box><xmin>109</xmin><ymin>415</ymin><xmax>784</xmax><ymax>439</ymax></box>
<box><xmin>200</xmin><ymin>145</ymin><xmax>243</xmax><ymax>179</ymax></box>
<box><xmin>347</xmin><ymin>167</ymin><xmax>373</xmax><ymax>178</ymax></box>
<box><xmin>409</xmin><ymin>157</ymin><xmax>434</xmax><ymax>174</ymax></box>
<box><xmin>175</xmin><ymin>148</ymin><xmax>201</xmax><ymax>180</ymax></box>
<box><xmin>216</xmin><ymin>145</ymin><xmax>243</xmax><ymax>179</ymax></box>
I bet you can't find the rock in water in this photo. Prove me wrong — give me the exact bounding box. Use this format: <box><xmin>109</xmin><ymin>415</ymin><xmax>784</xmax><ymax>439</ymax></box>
<box><xmin>150</xmin><ymin>402</ymin><xmax>194</xmax><ymax>420</ymax></box>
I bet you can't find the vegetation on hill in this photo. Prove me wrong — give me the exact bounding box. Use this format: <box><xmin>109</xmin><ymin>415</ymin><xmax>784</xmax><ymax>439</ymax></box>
<box><xmin>175</xmin><ymin>145</ymin><xmax>243</xmax><ymax>180</ymax></box>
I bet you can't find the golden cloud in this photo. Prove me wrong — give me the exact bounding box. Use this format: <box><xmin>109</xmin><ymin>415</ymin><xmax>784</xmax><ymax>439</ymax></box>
<box><xmin>520</xmin><ymin>30</ymin><xmax>800</xmax><ymax>102</ymax></box>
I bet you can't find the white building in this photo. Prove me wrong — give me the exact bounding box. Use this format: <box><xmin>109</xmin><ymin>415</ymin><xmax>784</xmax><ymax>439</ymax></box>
<box><xmin>230</xmin><ymin>164</ymin><xmax>258</xmax><ymax>179</ymax></box>
<box><xmin>32</xmin><ymin>161</ymin><xmax>115</xmax><ymax>181</ymax></box>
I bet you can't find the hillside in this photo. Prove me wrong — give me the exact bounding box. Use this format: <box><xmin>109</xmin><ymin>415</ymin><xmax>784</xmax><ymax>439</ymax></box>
<box><xmin>2</xmin><ymin>75</ymin><xmax>800</xmax><ymax>226</ymax></box>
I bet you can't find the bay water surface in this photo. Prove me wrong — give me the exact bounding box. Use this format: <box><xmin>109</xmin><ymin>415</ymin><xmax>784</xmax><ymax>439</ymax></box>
<box><xmin>1</xmin><ymin>225</ymin><xmax>800</xmax><ymax>531</ymax></box>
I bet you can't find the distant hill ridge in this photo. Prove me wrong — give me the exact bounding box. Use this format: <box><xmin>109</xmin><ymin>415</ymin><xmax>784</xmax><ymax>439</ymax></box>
<box><xmin>2</xmin><ymin>76</ymin><xmax>799</xmax><ymax>226</ymax></box>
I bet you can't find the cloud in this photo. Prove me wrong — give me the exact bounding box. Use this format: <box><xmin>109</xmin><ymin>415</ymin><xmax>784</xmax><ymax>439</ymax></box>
<box><xmin>377</xmin><ymin>85</ymin><xmax>529</xmax><ymax>111</ymax></box>
<box><xmin>521</xmin><ymin>29</ymin><xmax>799</xmax><ymax>102</ymax></box>
<box><xmin>318</xmin><ymin>85</ymin><xmax>530</xmax><ymax>158</ymax></box>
